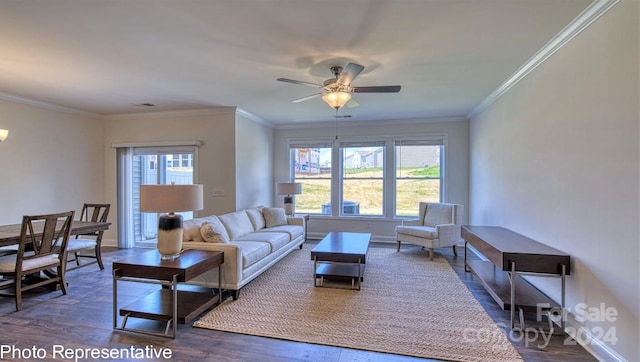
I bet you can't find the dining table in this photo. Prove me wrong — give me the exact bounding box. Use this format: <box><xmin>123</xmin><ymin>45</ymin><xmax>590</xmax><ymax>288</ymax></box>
<box><xmin>0</xmin><ymin>220</ymin><xmax>111</xmax><ymax>247</ymax></box>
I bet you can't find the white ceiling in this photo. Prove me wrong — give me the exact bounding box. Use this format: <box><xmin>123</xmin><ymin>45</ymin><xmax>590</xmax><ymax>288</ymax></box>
<box><xmin>0</xmin><ymin>0</ymin><xmax>593</xmax><ymax>126</ymax></box>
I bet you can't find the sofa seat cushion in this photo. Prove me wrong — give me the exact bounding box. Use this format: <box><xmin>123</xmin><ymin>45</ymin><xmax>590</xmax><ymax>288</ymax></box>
<box><xmin>395</xmin><ymin>225</ymin><xmax>438</xmax><ymax>239</ymax></box>
<box><xmin>261</xmin><ymin>225</ymin><xmax>303</xmax><ymax>240</ymax></box>
<box><xmin>232</xmin><ymin>241</ymin><xmax>271</xmax><ymax>268</ymax></box>
<box><xmin>219</xmin><ymin>211</ymin><xmax>255</xmax><ymax>240</ymax></box>
<box><xmin>235</xmin><ymin>232</ymin><xmax>290</xmax><ymax>252</ymax></box>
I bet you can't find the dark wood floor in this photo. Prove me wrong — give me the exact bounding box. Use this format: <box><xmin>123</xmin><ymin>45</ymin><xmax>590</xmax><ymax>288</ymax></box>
<box><xmin>0</xmin><ymin>244</ymin><xmax>595</xmax><ymax>362</ymax></box>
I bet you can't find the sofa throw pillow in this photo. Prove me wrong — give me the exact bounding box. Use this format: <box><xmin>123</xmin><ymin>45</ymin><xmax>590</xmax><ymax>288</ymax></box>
<box><xmin>182</xmin><ymin>218</ymin><xmax>205</xmax><ymax>243</ymax></box>
<box><xmin>200</xmin><ymin>218</ymin><xmax>230</xmax><ymax>243</ymax></box>
<box><xmin>263</xmin><ymin>207</ymin><xmax>288</xmax><ymax>228</ymax></box>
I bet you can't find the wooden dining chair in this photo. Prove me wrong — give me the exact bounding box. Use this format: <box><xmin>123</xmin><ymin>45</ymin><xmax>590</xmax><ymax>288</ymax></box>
<box><xmin>0</xmin><ymin>211</ymin><xmax>74</xmax><ymax>311</ymax></box>
<box><xmin>66</xmin><ymin>203</ymin><xmax>110</xmax><ymax>271</ymax></box>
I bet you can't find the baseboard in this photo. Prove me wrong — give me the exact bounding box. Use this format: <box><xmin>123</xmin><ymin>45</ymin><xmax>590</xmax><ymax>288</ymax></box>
<box><xmin>307</xmin><ymin>232</ymin><xmax>396</xmax><ymax>244</ymax></box>
<box><xmin>561</xmin><ymin>314</ymin><xmax>627</xmax><ymax>362</ymax></box>
<box><xmin>101</xmin><ymin>238</ymin><xmax>118</xmax><ymax>248</ymax></box>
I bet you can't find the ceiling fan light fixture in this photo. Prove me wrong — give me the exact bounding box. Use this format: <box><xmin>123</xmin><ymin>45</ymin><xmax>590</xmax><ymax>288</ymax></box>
<box><xmin>322</xmin><ymin>92</ymin><xmax>351</xmax><ymax>110</ymax></box>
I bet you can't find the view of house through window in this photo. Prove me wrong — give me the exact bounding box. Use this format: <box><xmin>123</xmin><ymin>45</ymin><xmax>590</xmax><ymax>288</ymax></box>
<box><xmin>133</xmin><ymin>149</ymin><xmax>196</xmax><ymax>247</ymax></box>
<box><xmin>341</xmin><ymin>141</ymin><xmax>385</xmax><ymax>216</ymax></box>
<box><xmin>290</xmin><ymin>137</ymin><xmax>443</xmax><ymax>218</ymax></box>
<box><xmin>291</xmin><ymin>143</ymin><xmax>332</xmax><ymax>214</ymax></box>
<box><xmin>395</xmin><ymin>141</ymin><xmax>442</xmax><ymax>216</ymax></box>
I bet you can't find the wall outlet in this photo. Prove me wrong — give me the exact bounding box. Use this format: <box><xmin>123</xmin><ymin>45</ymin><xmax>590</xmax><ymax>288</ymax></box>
<box><xmin>212</xmin><ymin>189</ymin><xmax>224</xmax><ymax>197</ymax></box>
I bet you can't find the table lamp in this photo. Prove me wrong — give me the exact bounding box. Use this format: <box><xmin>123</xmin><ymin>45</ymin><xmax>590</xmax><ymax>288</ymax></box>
<box><xmin>140</xmin><ymin>183</ymin><xmax>203</xmax><ymax>260</ymax></box>
<box><xmin>277</xmin><ymin>182</ymin><xmax>302</xmax><ymax>216</ymax></box>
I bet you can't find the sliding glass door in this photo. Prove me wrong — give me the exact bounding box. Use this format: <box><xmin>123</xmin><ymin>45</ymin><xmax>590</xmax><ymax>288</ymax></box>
<box><xmin>116</xmin><ymin>145</ymin><xmax>198</xmax><ymax>248</ymax></box>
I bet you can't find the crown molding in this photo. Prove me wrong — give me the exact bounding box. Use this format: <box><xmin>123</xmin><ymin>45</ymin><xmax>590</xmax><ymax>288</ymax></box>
<box><xmin>274</xmin><ymin>115</ymin><xmax>466</xmax><ymax>130</ymax></box>
<box><xmin>0</xmin><ymin>91</ymin><xmax>101</xmax><ymax>119</ymax></box>
<box><xmin>102</xmin><ymin>107</ymin><xmax>237</xmax><ymax>121</ymax></box>
<box><xmin>236</xmin><ymin>108</ymin><xmax>274</xmax><ymax>128</ymax></box>
<box><xmin>467</xmin><ymin>0</ymin><xmax>621</xmax><ymax>119</ymax></box>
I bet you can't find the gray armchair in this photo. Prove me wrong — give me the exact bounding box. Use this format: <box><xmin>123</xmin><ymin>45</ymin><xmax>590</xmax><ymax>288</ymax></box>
<box><xmin>395</xmin><ymin>202</ymin><xmax>463</xmax><ymax>260</ymax></box>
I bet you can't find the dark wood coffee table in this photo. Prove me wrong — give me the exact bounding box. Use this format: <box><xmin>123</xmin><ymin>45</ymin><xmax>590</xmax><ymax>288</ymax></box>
<box><xmin>112</xmin><ymin>249</ymin><xmax>224</xmax><ymax>338</ymax></box>
<box><xmin>311</xmin><ymin>232</ymin><xmax>371</xmax><ymax>290</ymax></box>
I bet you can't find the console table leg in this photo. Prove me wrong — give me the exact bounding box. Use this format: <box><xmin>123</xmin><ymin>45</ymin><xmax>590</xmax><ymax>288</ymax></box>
<box><xmin>464</xmin><ymin>242</ymin><xmax>470</xmax><ymax>272</ymax></box>
<box><xmin>561</xmin><ymin>264</ymin><xmax>566</xmax><ymax>333</ymax></box>
<box><xmin>510</xmin><ymin>261</ymin><xmax>516</xmax><ymax>330</ymax></box>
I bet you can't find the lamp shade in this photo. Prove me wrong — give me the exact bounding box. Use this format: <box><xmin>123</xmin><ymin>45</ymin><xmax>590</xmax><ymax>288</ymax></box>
<box><xmin>322</xmin><ymin>92</ymin><xmax>351</xmax><ymax>109</ymax></box>
<box><xmin>140</xmin><ymin>184</ymin><xmax>204</xmax><ymax>213</ymax></box>
<box><xmin>0</xmin><ymin>129</ymin><xmax>8</xmax><ymax>142</ymax></box>
<box><xmin>277</xmin><ymin>182</ymin><xmax>302</xmax><ymax>196</ymax></box>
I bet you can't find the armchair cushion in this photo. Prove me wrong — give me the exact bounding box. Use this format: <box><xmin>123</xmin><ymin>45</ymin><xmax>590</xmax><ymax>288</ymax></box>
<box><xmin>424</xmin><ymin>203</ymin><xmax>456</xmax><ymax>227</ymax></box>
<box><xmin>395</xmin><ymin>225</ymin><xmax>438</xmax><ymax>239</ymax></box>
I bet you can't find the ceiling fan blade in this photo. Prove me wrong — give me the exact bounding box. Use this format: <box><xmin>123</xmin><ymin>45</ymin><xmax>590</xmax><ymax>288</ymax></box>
<box><xmin>351</xmin><ymin>85</ymin><xmax>401</xmax><ymax>93</ymax></box>
<box><xmin>346</xmin><ymin>97</ymin><xmax>359</xmax><ymax>108</ymax></box>
<box><xmin>292</xmin><ymin>93</ymin><xmax>322</xmax><ymax>103</ymax></box>
<box><xmin>337</xmin><ymin>63</ymin><xmax>365</xmax><ymax>86</ymax></box>
<box><xmin>277</xmin><ymin>78</ymin><xmax>323</xmax><ymax>88</ymax></box>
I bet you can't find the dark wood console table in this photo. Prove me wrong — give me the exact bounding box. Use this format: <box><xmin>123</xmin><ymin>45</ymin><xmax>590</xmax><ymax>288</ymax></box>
<box><xmin>462</xmin><ymin>226</ymin><xmax>570</xmax><ymax>331</ymax></box>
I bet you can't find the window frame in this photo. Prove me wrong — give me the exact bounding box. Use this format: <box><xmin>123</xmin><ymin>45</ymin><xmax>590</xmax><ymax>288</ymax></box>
<box><xmin>288</xmin><ymin>134</ymin><xmax>447</xmax><ymax>219</ymax></box>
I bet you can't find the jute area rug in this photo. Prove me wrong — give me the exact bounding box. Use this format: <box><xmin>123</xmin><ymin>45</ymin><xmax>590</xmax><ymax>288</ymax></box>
<box><xmin>194</xmin><ymin>245</ymin><xmax>523</xmax><ymax>362</ymax></box>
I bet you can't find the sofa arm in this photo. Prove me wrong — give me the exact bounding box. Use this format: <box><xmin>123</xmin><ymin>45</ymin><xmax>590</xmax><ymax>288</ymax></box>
<box><xmin>402</xmin><ymin>218</ymin><xmax>422</xmax><ymax>226</ymax></box>
<box><xmin>436</xmin><ymin>223</ymin><xmax>461</xmax><ymax>246</ymax></box>
<box><xmin>287</xmin><ymin>216</ymin><xmax>306</xmax><ymax>237</ymax></box>
<box><xmin>182</xmin><ymin>241</ymin><xmax>242</xmax><ymax>286</ymax></box>
<box><xmin>287</xmin><ymin>216</ymin><xmax>304</xmax><ymax>226</ymax></box>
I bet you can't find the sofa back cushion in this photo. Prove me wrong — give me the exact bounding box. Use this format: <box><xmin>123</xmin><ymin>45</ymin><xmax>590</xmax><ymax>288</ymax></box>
<box><xmin>200</xmin><ymin>215</ymin><xmax>230</xmax><ymax>243</ymax></box>
<box><xmin>218</xmin><ymin>211</ymin><xmax>255</xmax><ymax>240</ymax></box>
<box><xmin>245</xmin><ymin>208</ymin><xmax>266</xmax><ymax>231</ymax></box>
<box><xmin>262</xmin><ymin>207</ymin><xmax>287</xmax><ymax>228</ymax></box>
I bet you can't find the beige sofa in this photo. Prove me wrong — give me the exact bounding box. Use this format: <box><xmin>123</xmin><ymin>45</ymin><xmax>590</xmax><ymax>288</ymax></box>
<box><xmin>181</xmin><ymin>207</ymin><xmax>305</xmax><ymax>299</ymax></box>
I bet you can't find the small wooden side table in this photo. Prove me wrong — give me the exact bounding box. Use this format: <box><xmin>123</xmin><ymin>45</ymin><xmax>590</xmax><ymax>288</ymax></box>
<box><xmin>112</xmin><ymin>249</ymin><xmax>224</xmax><ymax>338</ymax></box>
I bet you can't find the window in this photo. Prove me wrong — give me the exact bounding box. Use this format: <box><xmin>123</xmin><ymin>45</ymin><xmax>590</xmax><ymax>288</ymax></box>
<box><xmin>290</xmin><ymin>142</ymin><xmax>332</xmax><ymax>214</ymax></box>
<box><xmin>395</xmin><ymin>139</ymin><xmax>443</xmax><ymax>217</ymax></box>
<box><xmin>289</xmin><ymin>135</ymin><xmax>444</xmax><ymax>218</ymax></box>
<box><xmin>340</xmin><ymin>141</ymin><xmax>385</xmax><ymax>216</ymax></box>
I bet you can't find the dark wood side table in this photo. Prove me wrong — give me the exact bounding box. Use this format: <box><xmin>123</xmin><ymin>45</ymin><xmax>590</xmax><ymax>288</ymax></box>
<box><xmin>112</xmin><ymin>249</ymin><xmax>224</xmax><ymax>338</ymax></box>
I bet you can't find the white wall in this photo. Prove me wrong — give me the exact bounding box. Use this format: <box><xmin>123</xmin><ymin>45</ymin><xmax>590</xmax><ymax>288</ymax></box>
<box><xmin>103</xmin><ymin>108</ymin><xmax>239</xmax><ymax>244</ymax></box>
<box><xmin>469</xmin><ymin>1</ymin><xmax>639</xmax><ymax>360</ymax></box>
<box><xmin>273</xmin><ymin>118</ymin><xmax>469</xmax><ymax>241</ymax></box>
<box><xmin>235</xmin><ymin>112</ymin><xmax>274</xmax><ymax>209</ymax></box>
<box><xmin>0</xmin><ymin>99</ymin><xmax>104</xmax><ymax>224</ymax></box>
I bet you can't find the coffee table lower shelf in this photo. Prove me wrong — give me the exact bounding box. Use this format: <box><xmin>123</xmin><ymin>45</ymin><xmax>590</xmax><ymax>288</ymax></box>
<box><xmin>120</xmin><ymin>289</ymin><xmax>219</xmax><ymax>324</ymax></box>
<box><xmin>314</xmin><ymin>262</ymin><xmax>366</xmax><ymax>289</ymax></box>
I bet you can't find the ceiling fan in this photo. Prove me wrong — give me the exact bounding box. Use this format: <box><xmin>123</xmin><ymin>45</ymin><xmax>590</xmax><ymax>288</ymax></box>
<box><xmin>277</xmin><ymin>63</ymin><xmax>401</xmax><ymax>110</ymax></box>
